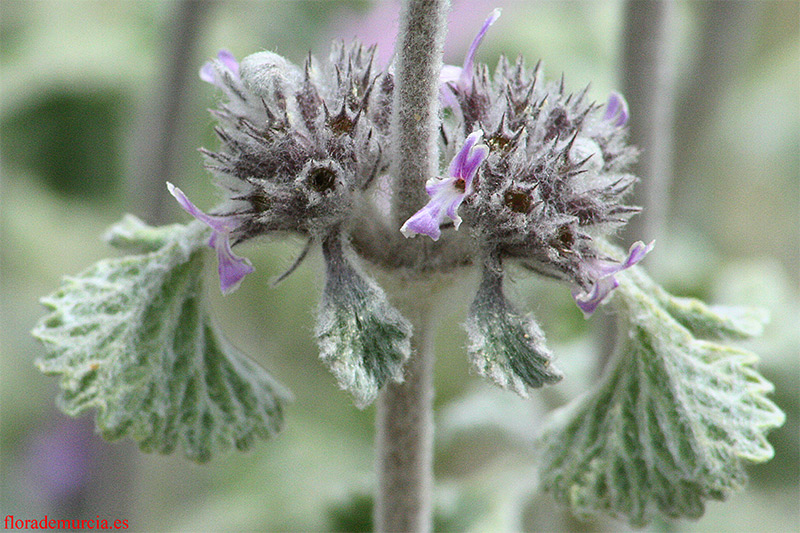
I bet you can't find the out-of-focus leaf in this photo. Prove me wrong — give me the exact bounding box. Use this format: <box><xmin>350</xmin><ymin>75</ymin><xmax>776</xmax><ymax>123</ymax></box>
<box><xmin>649</xmin><ymin>277</ymin><xmax>769</xmax><ymax>339</ymax></box>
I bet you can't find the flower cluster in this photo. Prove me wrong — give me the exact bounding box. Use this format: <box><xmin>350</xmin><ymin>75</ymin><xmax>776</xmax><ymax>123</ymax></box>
<box><xmin>170</xmin><ymin>11</ymin><xmax>651</xmax><ymax>396</ymax></box>
<box><xmin>403</xmin><ymin>11</ymin><xmax>651</xmax><ymax>318</ymax></box>
<box><xmin>173</xmin><ymin>44</ymin><xmax>395</xmax><ymax>292</ymax></box>
<box><xmin>30</xmin><ymin>8</ymin><xmax>784</xmax><ymax>526</ymax></box>
<box><xmin>398</xmin><ymin>11</ymin><xmax>652</xmax><ymax>393</ymax></box>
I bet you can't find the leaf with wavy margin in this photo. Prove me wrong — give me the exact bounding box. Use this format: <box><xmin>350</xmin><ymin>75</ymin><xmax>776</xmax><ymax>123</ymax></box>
<box><xmin>538</xmin><ymin>264</ymin><xmax>784</xmax><ymax>526</ymax></box>
<box><xmin>33</xmin><ymin>215</ymin><xmax>290</xmax><ymax>463</ymax></box>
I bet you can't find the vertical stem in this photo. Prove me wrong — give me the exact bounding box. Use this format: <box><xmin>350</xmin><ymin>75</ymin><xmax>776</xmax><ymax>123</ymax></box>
<box><xmin>377</xmin><ymin>1</ymin><xmax>450</xmax><ymax>529</ymax></box>
<box><xmin>390</xmin><ymin>0</ymin><xmax>451</xmax><ymax>229</ymax></box>
<box><xmin>599</xmin><ymin>0</ymin><xmax>676</xmax><ymax>364</ymax></box>
<box><xmin>130</xmin><ymin>0</ymin><xmax>212</xmax><ymax>224</ymax></box>
<box><xmin>619</xmin><ymin>0</ymin><xmax>677</xmax><ymax>246</ymax></box>
<box><xmin>375</xmin><ymin>304</ymin><xmax>436</xmax><ymax>533</ymax></box>
<box><xmin>673</xmin><ymin>1</ymin><xmax>758</xmax><ymax>187</ymax></box>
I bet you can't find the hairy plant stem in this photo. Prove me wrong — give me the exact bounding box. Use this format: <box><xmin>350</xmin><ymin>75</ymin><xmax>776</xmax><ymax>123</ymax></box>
<box><xmin>375</xmin><ymin>299</ymin><xmax>436</xmax><ymax>533</ymax></box>
<box><xmin>376</xmin><ymin>0</ymin><xmax>451</xmax><ymax>530</ymax></box>
<box><xmin>390</xmin><ymin>0</ymin><xmax>451</xmax><ymax>229</ymax></box>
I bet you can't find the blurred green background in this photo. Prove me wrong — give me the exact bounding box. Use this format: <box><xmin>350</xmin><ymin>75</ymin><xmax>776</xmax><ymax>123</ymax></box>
<box><xmin>1</xmin><ymin>1</ymin><xmax>797</xmax><ymax>531</ymax></box>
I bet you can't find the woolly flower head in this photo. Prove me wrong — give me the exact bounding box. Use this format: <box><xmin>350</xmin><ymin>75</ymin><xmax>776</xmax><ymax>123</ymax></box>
<box><xmin>175</xmin><ymin>14</ymin><xmax>650</xmax><ymax>313</ymax></box>
<box><xmin>404</xmin><ymin>10</ymin><xmax>650</xmax><ymax>314</ymax></box>
<box><xmin>199</xmin><ymin>44</ymin><xmax>394</xmax><ymax>238</ymax></box>
<box><xmin>170</xmin><ymin>44</ymin><xmax>396</xmax><ymax>292</ymax></box>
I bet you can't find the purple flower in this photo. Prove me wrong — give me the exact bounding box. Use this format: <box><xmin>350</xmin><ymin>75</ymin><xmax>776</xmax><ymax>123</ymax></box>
<box><xmin>200</xmin><ymin>49</ymin><xmax>240</xmax><ymax>87</ymax></box>
<box><xmin>440</xmin><ymin>9</ymin><xmax>501</xmax><ymax>108</ymax></box>
<box><xmin>167</xmin><ymin>182</ymin><xmax>254</xmax><ymax>294</ymax></box>
<box><xmin>27</xmin><ymin>417</ymin><xmax>93</xmax><ymax>507</ymax></box>
<box><xmin>572</xmin><ymin>240</ymin><xmax>654</xmax><ymax>316</ymax></box>
<box><xmin>401</xmin><ymin>131</ymin><xmax>489</xmax><ymax>240</ymax></box>
<box><xmin>603</xmin><ymin>91</ymin><xmax>629</xmax><ymax>127</ymax></box>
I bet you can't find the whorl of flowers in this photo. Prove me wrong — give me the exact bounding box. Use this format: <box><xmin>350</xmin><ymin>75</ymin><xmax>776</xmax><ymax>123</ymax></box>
<box><xmin>172</xmin><ymin>44</ymin><xmax>398</xmax><ymax>292</ymax></box>
<box><xmin>31</xmin><ymin>8</ymin><xmax>784</xmax><ymax>521</ymax></box>
<box><xmin>203</xmin><ymin>43</ymin><xmax>393</xmax><ymax>233</ymax></box>
<box><xmin>174</xmin><ymin>11</ymin><xmax>650</xmax><ymax>320</ymax></box>
<box><xmin>436</xmin><ymin>55</ymin><xmax>648</xmax><ymax>312</ymax></box>
<box><xmin>404</xmin><ymin>11</ymin><xmax>651</xmax><ymax>318</ymax></box>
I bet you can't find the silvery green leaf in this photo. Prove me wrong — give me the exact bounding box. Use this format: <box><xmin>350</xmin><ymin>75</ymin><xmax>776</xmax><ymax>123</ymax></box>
<box><xmin>651</xmin><ymin>281</ymin><xmax>769</xmax><ymax>339</ymax></box>
<box><xmin>316</xmin><ymin>231</ymin><xmax>412</xmax><ymax>408</ymax></box>
<box><xmin>32</xmin><ymin>216</ymin><xmax>289</xmax><ymax>463</ymax></box>
<box><xmin>538</xmin><ymin>264</ymin><xmax>785</xmax><ymax>526</ymax></box>
<box><xmin>103</xmin><ymin>213</ymin><xmax>180</xmax><ymax>253</ymax></box>
<box><xmin>466</xmin><ymin>257</ymin><xmax>563</xmax><ymax>396</ymax></box>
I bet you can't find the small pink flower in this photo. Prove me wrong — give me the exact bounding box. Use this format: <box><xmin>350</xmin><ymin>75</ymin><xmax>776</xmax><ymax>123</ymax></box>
<box><xmin>167</xmin><ymin>182</ymin><xmax>254</xmax><ymax>294</ymax></box>
<box><xmin>401</xmin><ymin>131</ymin><xmax>489</xmax><ymax>240</ymax></box>
<box><xmin>572</xmin><ymin>240</ymin><xmax>654</xmax><ymax>316</ymax></box>
<box><xmin>440</xmin><ymin>9</ymin><xmax>501</xmax><ymax>108</ymax></box>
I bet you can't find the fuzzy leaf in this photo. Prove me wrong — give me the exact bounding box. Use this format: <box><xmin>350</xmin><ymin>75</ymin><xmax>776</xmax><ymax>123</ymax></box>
<box><xmin>32</xmin><ymin>216</ymin><xmax>290</xmax><ymax>463</ymax></box>
<box><xmin>651</xmin><ymin>283</ymin><xmax>769</xmax><ymax>339</ymax></box>
<box><xmin>538</xmin><ymin>265</ymin><xmax>785</xmax><ymax>526</ymax></box>
<box><xmin>466</xmin><ymin>258</ymin><xmax>563</xmax><ymax>396</ymax></box>
<box><xmin>316</xmin><ymin>232</ymin><xmax>412</xmax><ymax>408</ymax></box>
<box><xmin>103</xmin><ymin>213</ymin><xmax>181</xmax><ymax>253</ymax></box>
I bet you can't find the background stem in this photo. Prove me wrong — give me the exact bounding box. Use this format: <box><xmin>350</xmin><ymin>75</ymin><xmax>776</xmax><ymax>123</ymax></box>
<box><xmin>672</xmin><ymin>1</ymin><xmax>758</xmax><ymax>199</ymax></box>
<box><xmin>619</xmin><ymin>0</ymin><xmax>677</xmax><ymax>247</ymax></box>
<box><xmin>597</xmin><ymin>0</ymin><xmax>677</xmax><ymax>365</ymax></box>
<box><xmin>129</xmin><ymin>0</ymin><xmax>212</xmax><ymax>225</ymax></box>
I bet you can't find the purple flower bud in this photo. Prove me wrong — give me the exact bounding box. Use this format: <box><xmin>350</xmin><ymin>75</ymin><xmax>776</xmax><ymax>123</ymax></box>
<box><xmin>572</xmin><ymin>240</ymin><xmax>654</xmax><ymax>316</ymax></box>
<box><xmin>217</xmin><ymin>49</ymin><xmax>239</xmax><ymax>76</ymax></box>
<box><xmin>440</xmin><ymin>9</ymin><xmax>501</xmax><ymax>107</ymax></box>
<box><xmin>167</xmin><ymin>182</ymin><xmax>254</xmax><ymax>294</ymax></box>
<box><xmin>604</xmin><ymin>91</ymin><xmax>629</xmax><ymax>127</ymax></box>
<box><xmin>401</xmin><ymin>131</ymin><xmax>489</xmax><ymax>240</ymax></box>
<box><xmin>200</xmin><ymin>49</ymin><xmax>240</xmax><ymax>87</ymax></box>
